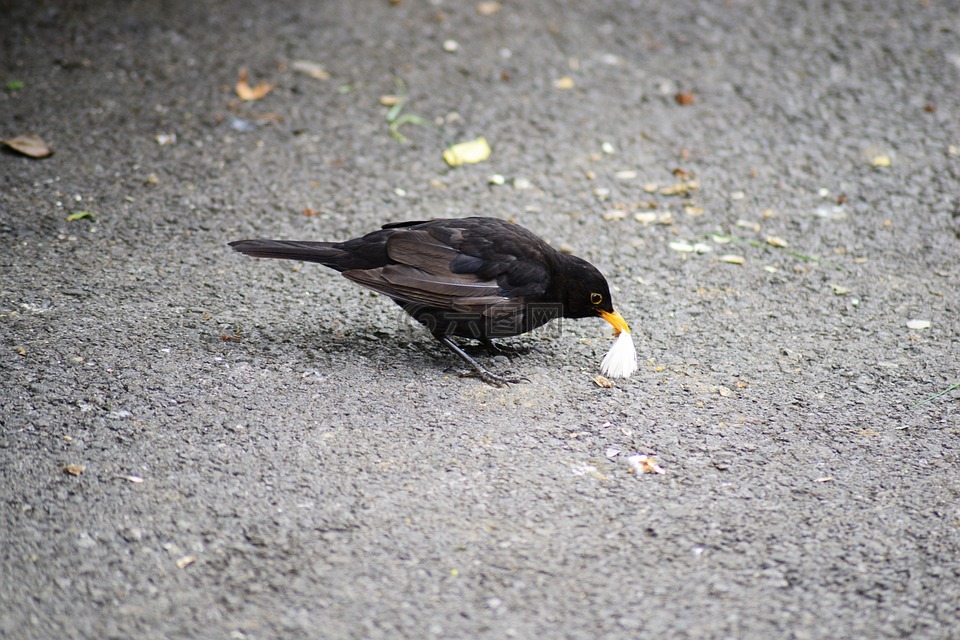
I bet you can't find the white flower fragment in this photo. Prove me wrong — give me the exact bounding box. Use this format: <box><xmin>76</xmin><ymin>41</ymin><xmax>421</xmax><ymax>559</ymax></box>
<box><xmin>600</xmin><ymin>331</ymin><xmax>637</xmax><ymax>378</ymax></box>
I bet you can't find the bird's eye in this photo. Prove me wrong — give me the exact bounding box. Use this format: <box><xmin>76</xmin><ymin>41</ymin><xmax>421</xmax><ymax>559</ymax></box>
<box><xmin>590</xmin><ymin>292</ymin><xmax>603</xmax><ymax>305</ymax></box>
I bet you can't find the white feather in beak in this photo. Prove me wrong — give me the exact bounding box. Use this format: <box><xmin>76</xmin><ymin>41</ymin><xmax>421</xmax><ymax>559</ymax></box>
<box><xmin>601</xmin><ymin>330</ymin><xmax>637</xmax><ymax>378</ymax></box>
<box><xmin>597</xmin><ymin>309</ymin><xmax>637</xmax><ymax>378</ymax></box>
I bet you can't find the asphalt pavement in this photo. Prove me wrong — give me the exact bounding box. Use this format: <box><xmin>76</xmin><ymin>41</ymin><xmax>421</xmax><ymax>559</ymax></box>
<box><xmin>2</xmin><ymin>0</ymin><xmax>959</xmax><ymax>638</ymax></box>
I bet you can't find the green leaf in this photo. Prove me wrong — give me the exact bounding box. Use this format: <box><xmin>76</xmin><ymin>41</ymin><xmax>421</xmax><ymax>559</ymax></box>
<box><xmin>388</xmin><ymin>113</ymin><xmax>430</xmax><ymax>143</ymax></box>
<box><xmin>911</xmin><ymin>381</ymin><xmax>960</xmax><ymax>409</ymax></box>
<box><xmin>67</xmin><ymin>211</ymin><xmax>95</xmax><ymax>221</ymax></box>
<box><xmin>6</xmin><ymin>80</ymin><xmax>24</xmax><ymax>91</ymax></box>
<box><xmin>385</xmin><ymin>99</ymin><xmax>406</xmax><ymax>124</ymax></box>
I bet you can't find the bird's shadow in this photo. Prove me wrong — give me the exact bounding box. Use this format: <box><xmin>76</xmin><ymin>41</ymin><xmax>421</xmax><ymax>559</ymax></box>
<box><xmin>219</xmin><ymin>320</ymin><xmax>544</xmax><ymax>379</ymax></box>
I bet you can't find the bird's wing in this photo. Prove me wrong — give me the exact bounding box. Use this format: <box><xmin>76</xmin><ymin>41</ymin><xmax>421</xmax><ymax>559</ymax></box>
<box><xmin>342</xmin><ymin>264</ymin><xmax>500</xmax><ymax>310</ymax></box>
<box><xmin>343</xmin><ymin>227</ymin><xmax>548</xmax><ymax>316</ymax></box>
<box><xmin>340</xmin><ymin>229</ymin><xmax>506</xmax><ymax>310</ymax></box>
<box><xmin>383</xmin><ymin>230</ymin><xmax>464</xmax><ymax>276</ymax></box>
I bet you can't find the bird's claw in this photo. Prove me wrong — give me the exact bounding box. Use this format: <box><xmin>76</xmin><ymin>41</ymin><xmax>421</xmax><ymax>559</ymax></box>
<box><xmin>459</xmin><ymin>368</ymin><xmax>529</xmax><ymax>387</ymax></box>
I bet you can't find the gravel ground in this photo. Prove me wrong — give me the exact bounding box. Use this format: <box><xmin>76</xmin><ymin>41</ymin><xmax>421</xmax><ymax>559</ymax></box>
<box><xmin>2</xmin><ymin>1</ymin><xmax>959</xmax><ymax>638</ymax></box>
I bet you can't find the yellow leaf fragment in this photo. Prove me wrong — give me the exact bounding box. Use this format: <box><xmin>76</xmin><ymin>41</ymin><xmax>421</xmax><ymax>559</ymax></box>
<box><xmin>593</xmin><ymin>375</ymin><xmax>613</xmax><ymax>388</ymax></box>
<box><xmin>236</xmin><ymin>68</ymin><xmax>275</xmax><ymax>101</ymax></box>
<box><xmin>871</xmin><ymin>154</ymin><xmax>891</xmax><ymax>167</ymax></box>
<box><xmin>829</xmin><ymin>284</ymin><xmax>850</xmax><ymax>295</ymax></box>
<box><xmin>634</xmin><ymin>212</ymin><xmax>657</xmax><ymax>224</ymax></box>
<box><xmin>765</xmin><ymin>235</ymin><xmax>788</xmax><ymax>248</ymax></box>
<box><xmin>659</xmin><ymin>180</ymin><xmax>699</xmax><ymax>196</ymax></box>
<box><xmin>475</xmin><ymin>1</ymin><xmax>501</xmax><ymax>15</ymax></box>
<box><xmin>602</xmin><ymin>210</ymin><xmax>626</xmax><ymax>221</ymax></box>
<box><xmin>2</xmin><ymin>133</ymin><xmax>53</xmax><ymax>158</ymax></box>
<box><xmin>176</xmin><ymin>555</ymin><xmax>198</xmax><ymax>569</ymax></box>
<box><xmin>553</xmin><ymin>76</ymin><xmax>575</xmax><ymax>90</ymax></box>
<box><xmin>442</xmin><ymin>137</ymin><xmax>491</xmax><ymax>167</ymax></box>
<box><xmin>291</xmin><ymin>60</ymin><xmax>330</xmax><ymax>80</ymax></box>
<box><xmin>718</xmin><ymin>254</ymin><xmax>745</xmax><ymax>264</ymax></box>
<box><xmin>64</xmin><ymin>464</ymin><xmax>85</xmax><ymax>476</ymax></box>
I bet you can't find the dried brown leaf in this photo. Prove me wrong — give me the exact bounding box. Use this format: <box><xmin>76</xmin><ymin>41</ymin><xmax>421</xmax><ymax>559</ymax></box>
<box><xmin>627</xmin><ymin>454</ymin><xmax>665</xmax><ymax>475</ymax></box>
<box><xmin>236</xmin><ymin>68</ymin><xmax>275</xmax><ymax>101</ymax></box>
<box><xmin>2</xmin><ymin>133</ymin><xmax>53</xmax><ymax>158</ymax></box>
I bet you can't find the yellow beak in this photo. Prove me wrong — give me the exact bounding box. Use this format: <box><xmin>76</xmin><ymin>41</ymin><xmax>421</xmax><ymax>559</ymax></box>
<box><xmin>599</xmin><ymin>309</ymin><xmax>631</xmax><ymax>336</ymax></box>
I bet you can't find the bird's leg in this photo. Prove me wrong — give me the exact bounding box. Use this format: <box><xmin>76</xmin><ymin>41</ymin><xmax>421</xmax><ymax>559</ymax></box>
<box><xmin>435</xmin><ymin>336</ymin><xmax>527</xmax><ymax>387</ymax></box>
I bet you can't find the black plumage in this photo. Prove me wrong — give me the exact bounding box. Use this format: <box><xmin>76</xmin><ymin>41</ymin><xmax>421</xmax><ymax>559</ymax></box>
<box><xmin>229</xmin><ymin>216</ymin><xmax>631</xmax><ymax>385</ymax></box>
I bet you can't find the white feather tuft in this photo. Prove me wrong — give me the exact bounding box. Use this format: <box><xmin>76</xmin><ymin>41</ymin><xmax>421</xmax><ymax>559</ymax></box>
<box><xmin>600</xmin><ymin>331</ymin><xmax>637</xmax><ymax>378</ymax></box>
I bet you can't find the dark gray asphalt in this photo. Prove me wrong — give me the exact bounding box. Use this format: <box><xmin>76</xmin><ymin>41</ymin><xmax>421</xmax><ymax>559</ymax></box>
<box><xmin>2</xmin><ymin>1</ymin><xmax>959</xmax><ymax>638</ymax></box>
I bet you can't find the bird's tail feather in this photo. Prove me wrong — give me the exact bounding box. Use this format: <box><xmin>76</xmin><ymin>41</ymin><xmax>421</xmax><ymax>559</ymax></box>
<box><xmin>229</xmin><ymin>239</ymin><xmax>347</xmax><ymax>269</ymax></box>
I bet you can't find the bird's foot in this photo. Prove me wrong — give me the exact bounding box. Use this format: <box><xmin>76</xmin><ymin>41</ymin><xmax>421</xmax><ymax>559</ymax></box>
<box><xmin>436</xmin><ymin>335</ymin><xmax>529</xmax><ymax>387</ymax></box>
<box><xmin>458</xmin><ymin>367</ymin><xmax>530</xmax><ymax>387</ymax></box>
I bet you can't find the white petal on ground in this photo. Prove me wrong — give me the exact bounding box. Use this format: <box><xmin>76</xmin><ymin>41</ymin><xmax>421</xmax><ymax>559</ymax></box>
<box><xmin>600</xmin><ymin>331</ymin><xmax>637</xmax><ymax>378</ymax></box>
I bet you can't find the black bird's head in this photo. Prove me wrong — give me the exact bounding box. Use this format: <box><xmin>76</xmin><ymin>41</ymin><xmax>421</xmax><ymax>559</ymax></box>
<box><xmin>557</xmin><ymin>254</ymin><xmax>637</xmax><ymax>378</ymax></box>
<box><xmin>558</xmin><ymin>255</ymin><xmax>630</xmax><ymax>336</ymax></box>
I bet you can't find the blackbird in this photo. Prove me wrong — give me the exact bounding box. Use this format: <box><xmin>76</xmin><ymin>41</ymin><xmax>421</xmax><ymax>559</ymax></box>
<box><xmin>229</xmin><ymin>216</ymin><xmax>636</xmax><ymax>385</ymax></box>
